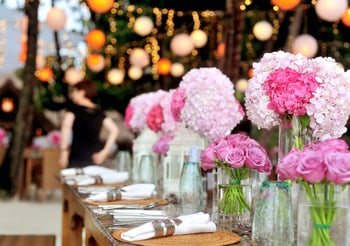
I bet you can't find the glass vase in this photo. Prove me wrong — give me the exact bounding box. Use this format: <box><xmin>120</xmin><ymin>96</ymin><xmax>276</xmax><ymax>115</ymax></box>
<box><xmin>297</xmin><ymin>182</ymin><xmax>350</xmax><ymax>246</ymax></box>
<box><xmin>214</xmin><ymin>166</ymin><xmax>252</xmax><ymax>235</ymax></box>
<box><xmin>252</xmin><ymin>181</ymin><xmax>294</xmax><ymax>246</ymax></box>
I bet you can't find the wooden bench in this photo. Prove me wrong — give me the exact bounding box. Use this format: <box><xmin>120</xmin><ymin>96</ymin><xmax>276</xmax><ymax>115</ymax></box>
<box><xmin>0</xmin><ymin>234</ymin><xmax>56</xmax><ymax>246</ymax></box>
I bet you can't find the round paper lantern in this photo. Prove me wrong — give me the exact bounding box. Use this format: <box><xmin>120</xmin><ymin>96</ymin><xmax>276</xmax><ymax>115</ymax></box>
<box><xmin>157</xmin><ymin>58</ymin><xmax>172</xmax><ymax>75</ymax></box>
<box><xmin>107</xmin><ymin>68</ymin><xmax>125</xmax><ymax>85</ymax></box>
<box><xmin>235</xmin><ymin>78</ymin><xmax>249</xmax><ymax>92</ymax></box>
<box><xmin>190</xmin><ymin>29</ymin><xmax>208</xmax><ymax>48</ymax></box>
<box><xmin>292</xmin><ymin>34</ymin><xmax>318</xmax><ymax>58</ymax></box>
<box><xmin>170</xmin><ymin>33</ymin><xmax>194</xmax><ymax>57</ymax></box>
<box><xmin>129</xmin><ymin>48</ymin><xmax>150</xmax><ymax>68</ymax></box>
<box><xmin>65</xmin><ymin>68</ymin><xmax>84</xmax><ymax>85</ymax></box>
<box><xmin>86</xmin><ymin>54</ymin><xmax>105</xmax><ymax>72</ymax></box>
<box><xmin>170</xmin><ymin>63</ymin><xmax>185</xmax><ymax>77</ymax></box>
<box><xmin>87</xmin><ymin>0</ymin><xmax>114</xmax><ymax>14</ymax></box>
<box><xmin>315</xmin><ymin>0</ymin><xmax>348</xmax><ymax>22</ymax></box>
<box><xmin>271</xmin><ymin>0</ymin><xmax>301</xmax><ymax>11</ymax></box>
<box><xmin>86</xmin><ymin>29</ymin><xmax>106</xmax><ymax>49</ymax></box>
<box><xmin>128</xmin><ymin>66</ymin><xmax>143</xmax><ymax>80</ymax></box>
<box><xmin>36</xmin><ymin>67</ymin><xmax>54</xmax><ymax>82</ymax></box>
<box><xmin>46</xmin><ymin>7</ymin><xmax>67</xmax><ymax>31</ymax></box>
<box><xmin>134</xmin><ymin>16</ymin><xmax>154</xmax><ymax>36</ymax></box>
<box><xmin>341</xmin><ymin>7</ymin><xmax>350</xmax><ymax>27</ymax></box>
<box><xmin>253</xmin><ymin>21</ymin><xmax>273</xmax><ymax>41</ymax></box>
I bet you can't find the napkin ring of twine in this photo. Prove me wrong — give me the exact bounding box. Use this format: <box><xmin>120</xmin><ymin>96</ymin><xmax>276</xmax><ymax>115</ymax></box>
<box><xmin>152</xmin><ymin>218</ymin><xmax>182</xmax><ymax>238</ymax></box>
<box><xmin>106</xmin><ymin>189</ymin><xmax>122</xmax><ymax>201</ymax></box>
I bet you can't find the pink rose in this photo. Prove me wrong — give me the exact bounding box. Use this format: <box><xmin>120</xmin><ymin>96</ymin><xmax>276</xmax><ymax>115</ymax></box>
<box><xmin>276</xmin><ymin>149</ymin><xmax>302</xmax><ymax>181</ymax></box>
<box><xmin>225</xmin><ymin>147</ymin><xmax>245</xmax><ymax>168</ymax></box>
<box><xmin>215</xmin><ymin>138</ymin><xmax>232</xmax><ymax>161</ymax></box>
<box><xmin>170</xmin><ymin>88</ymin><xmax>186</xmax><ymax>122</ymax></box>
<box><xmin>306</xmin><ymin>139</ymin><xmax>349</xmax><ymax>154</ymax></box>
<box><xmin>225</xmin><ymin>133</ymin><xmax>249</xmax><ymax>143</ymax></box>
<box><xmin>296</xmin><ymin>150</ymin><xmax>326</xmax><ymax>183</ymax></box>
<box><xmin>147</xmin><ymin>104</ymin><xmax>164</xmax><ymax>133</ymax></box>
<box><xmin>245</xmin><ymin>146</ymin><xmax>272</xmax><ymax>174</ymax></box>
<box><xmin>200</xmin><ymin>145</ymin><xmax>217</xmax><ymax>171</ymax></box>
<box><xmin>325</xmin><ymin>152</ymin><xmax>350</xmax><ymax>185</ymax></box>
<box><xmin>152</xmin><ymin>135</ymin><xmax>174</xmax><ymax>154</ymax></box>
<box><xmin>124</xmin><ymin>104</ymin><xmax>134</xmax><ymax>129</ymax></box>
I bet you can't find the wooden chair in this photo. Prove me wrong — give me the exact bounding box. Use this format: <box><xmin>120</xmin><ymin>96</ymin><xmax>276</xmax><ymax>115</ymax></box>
<box><xmin>25</xmin><ymin>148</ymin><xmax>62</xmax><ymax>201</ymax></box>
<box><xmin>0</xmin><ymin>234</ymin><xmax>56</xmax><ymax>246</ymax></box>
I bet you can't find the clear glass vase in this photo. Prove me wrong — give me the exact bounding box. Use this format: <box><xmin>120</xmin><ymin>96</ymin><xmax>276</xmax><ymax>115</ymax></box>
<box><xmin>297</xmin><ymin>182</ymin><xmax>350</xmax><ymax>246</ymax></box>
<box><xmin>252</xmin><ymin>181</ymin><xmax>294</xmax><ymax>246</ymax></box>
<box><xmin>214</xmin><ymin>167</ymin><xmax>252</xmax><ymax>235</ymax></box>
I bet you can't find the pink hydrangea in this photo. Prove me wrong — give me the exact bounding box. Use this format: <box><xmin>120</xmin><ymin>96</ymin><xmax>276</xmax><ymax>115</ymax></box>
<box><xmin>147</xmin><ymin>104</ymin><xmax>164</xmax><ymax>133</ymax></box>
<box><xmin>171</xmin><ymin>67</ymin><xmax>244</xmax><ymax>141</ymax></box>
<box><xmin>245</xmin><ymin>51</ymin><xmax>350</xmax><ymax>140</ymax></box>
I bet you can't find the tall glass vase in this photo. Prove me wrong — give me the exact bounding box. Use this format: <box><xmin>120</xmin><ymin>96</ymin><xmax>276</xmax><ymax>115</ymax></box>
<box><xmin>278</xmin><ymin>115</ymin><xmax>314</xmax><ymax>227</ymax></box>
<box><xmin>252</xmin><ymin>181</ymin><xmax>294</xmax><ymax>245</ymax></box>
<box><xmin>297</xmin><ymin>182</ymin><xmax>350</xmax><ymax>246</ymax></box>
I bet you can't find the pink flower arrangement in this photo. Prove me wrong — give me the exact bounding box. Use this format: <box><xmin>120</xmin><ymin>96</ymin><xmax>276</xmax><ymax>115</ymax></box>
<box><xmin>245</xmin><ymin>50</ymin><xmax>350</xmax><ymax>140</ymax></box>
<box><xmin>152</xmin><ymin>135</ymin><xmax>174</xmax><ymax>154</ymax></box>
<box><xmin>124</xmin><ymin>90</ymin><xmax>168</xmax><ymax>133</ymax></box>
<box><xmin>200</xmin><ymin>133</ymin><xmax>272</xmax><ymax>215</ymax></box>
<box><xmin>276</xmin><ymin>138</ymin><xmax>350</xmax><ymax>245</ymax></box>
<box><xmin>171</xmin><ymin>67</ymin><xmax>244</xmax><ymax>141</ymax></box>
<box><xmin>47</xmin><ymin>130</ymin><xmax>61</xmax><ymax>146</ymax></box>
<box><xmin>201</xmin><ymin>133</ymin><xmax>272</xmax><ymax>175</ymax></box>
<box><xmin>276</xmin><ymin>138</ymin><xmax>350</xmax><ymax>184</ymax></box>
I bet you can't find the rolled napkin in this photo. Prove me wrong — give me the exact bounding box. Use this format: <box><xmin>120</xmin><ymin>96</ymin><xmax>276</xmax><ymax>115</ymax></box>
<box><xmin>60</xmin><ymin>165</ymin><xmax>116</xmax><ymax>176</ymax></box>
<box><xmin>65</xmin><ymin>171</ymin><xmax>129</xmax><ymax>186</ymax></box>
<box><xmin>86</xmin><ymin>183</ymin><xmax>156</xmax><ymax>202</ymax></box>
<box><xmin>120</xmin><ymin>212</ymin><xmax>216</xmax><ymax>241</ymax></box>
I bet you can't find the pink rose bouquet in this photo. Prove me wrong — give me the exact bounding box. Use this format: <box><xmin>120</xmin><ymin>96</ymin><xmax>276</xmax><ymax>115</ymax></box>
<box><xmin>201</xmin><ymin>133</ymin><xmax>272</xmax><ymax>215</ymax></box>
<box><xmin>276</xmin><ymin>138</ymin><xmax>350</xmax><ymax>245</ymax></box>
<box><xmin>171</xmin><ymin>67</ymin><xmax>244</xmax><ymax>141</ymax></box>
<box><xmin>245</xmin><ymin>51</ymin><xmax>350</xmax><ymax>141</ymax></box>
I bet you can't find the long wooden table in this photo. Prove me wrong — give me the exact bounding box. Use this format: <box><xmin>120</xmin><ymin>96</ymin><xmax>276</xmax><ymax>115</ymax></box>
<box><xmin>61</xmin><ymin>182</ymin><xmax>248</xmax><ymax>246</ymax></box>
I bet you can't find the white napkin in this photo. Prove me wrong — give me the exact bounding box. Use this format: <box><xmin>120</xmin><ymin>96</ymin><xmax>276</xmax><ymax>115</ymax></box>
<box><xmin>65</xmin><ymin>171</ymin><xmax>129</xmax><ymax>186</ymax></box>
<box><xmin>121</xmin><ymin>212</ymin><xmax>216</xmax><ymax>241</ymax></box>
<box><xmin>60</xmin><ymin>165</ymin><xmax>116</xmax><ymax>176</ymax></box>
<box><xmin>86</xmin><ymin>183</ymin><xmax>156</xmax><ymax>202</ymax></box>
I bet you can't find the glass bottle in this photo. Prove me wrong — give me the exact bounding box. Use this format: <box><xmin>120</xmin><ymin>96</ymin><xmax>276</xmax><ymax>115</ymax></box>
<box><xmin>252</xmin><ymin>181</ymin><xmax>294</xmax><ymax>246</ymax></box>
<box><xmin>178</xmin><ymin>146</ymin><xmax>204</xmax><ymax>213</ymax></box>
<box><xmin>137</xmin><ymin>154</ymin><xmax>156</xmax><ymax>185</ymax></box>
<box><xmin>115</xmin><ymin>150</ymin><xmax>131</xmax><ymax>173</ymax></box>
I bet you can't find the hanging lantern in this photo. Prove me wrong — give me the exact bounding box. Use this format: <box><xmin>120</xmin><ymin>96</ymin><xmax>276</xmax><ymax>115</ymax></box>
<box><xmin>271</xmin><ymin>0</ymin><xmax>301</xmax><ymax>11</ymax></box>
<box><xmin>253</xmin><ymin>21</ymin><xmax>273</xmax><ymax>41</ymax></box>
<box><xmin>315</xmin><ymin>0</ymin><xmax>348</xmax><ymax>22</ymax></box>
<box><xmin>86</xmin><ymin>29</ymin><xmax>106</xmax><ymax>50</ymax></box>
<box><xmin>107</xmin><ymin>68</ymin><xmax>125</xmax><ymax>85</ymax></box>
<box><xmin>45</xmin><ymin>7</ymin><xmax>67</xmax><ymax>31</ymax></box>
<box><xmin>292</xmin><ymin>34</ymin><xmax>318</xmax><ymax>58</ymax></box>
<box><xmin>1</xmin><ymin>98</ymin><xmax>15</xmax><ymax>113</ymax></box>
<box><xmin>236</xmin><ymin>78</ymin><xmax>249</xmax><ymax>92</ymax></box>
<box><xmin>87</xmin><ymin>0</ymin><xmax>114</xmax><ymax>14</ymax></box>
<box><xmin>134</xmin><ymin>16</ymin><xmax>154</xmax><ymax>36</ymax></box>
<box><xmin>341</xmin><ymin>7</ymin><xmax>350</xmax><ymax>27</ymax></box>
<box><xmin>86</xmin><ymin>54</ymin><xmax>105</xmax><ymax>72</ymax></box>
<box><xmin>36</xmin><ymin>67</ymin><xmax>54</xmax><ymax>82</ymax></box>
<box><xmin>64</xmin><ymin>68</ymin><xmax>84</xmax><ymax>85</ymax></box>
<box><xmin>170</xmin><ymin>33</ymin><xmax>194</xmax><ymax>57</ymax></box>
<box><xmin>128</xmin><ymin>66</ymin><xmax>143</xmax><ymax>80</ymax></box>
<box><xmin>157</xmin><ymin>58</ymin><xmax>172</xmax><ymax>75</ymax></box>
<box><xmin>170</xmin><ymin>63</ymin><xmax>185</xmax><ymax>77</ymax></box>
<box><xmin>216</xmin><ymin>42</ymin><xmax>225</xmax><ymax>58</ymax></box>
<box><xmin>129</xmin><ymin>48</ymin><xmax>150</xmax><ymax>68</ymax></box>
<box><xmin>190</xmin><ymin>30</ymin><xmax>208</xmax><ymax>48</ymax></box>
